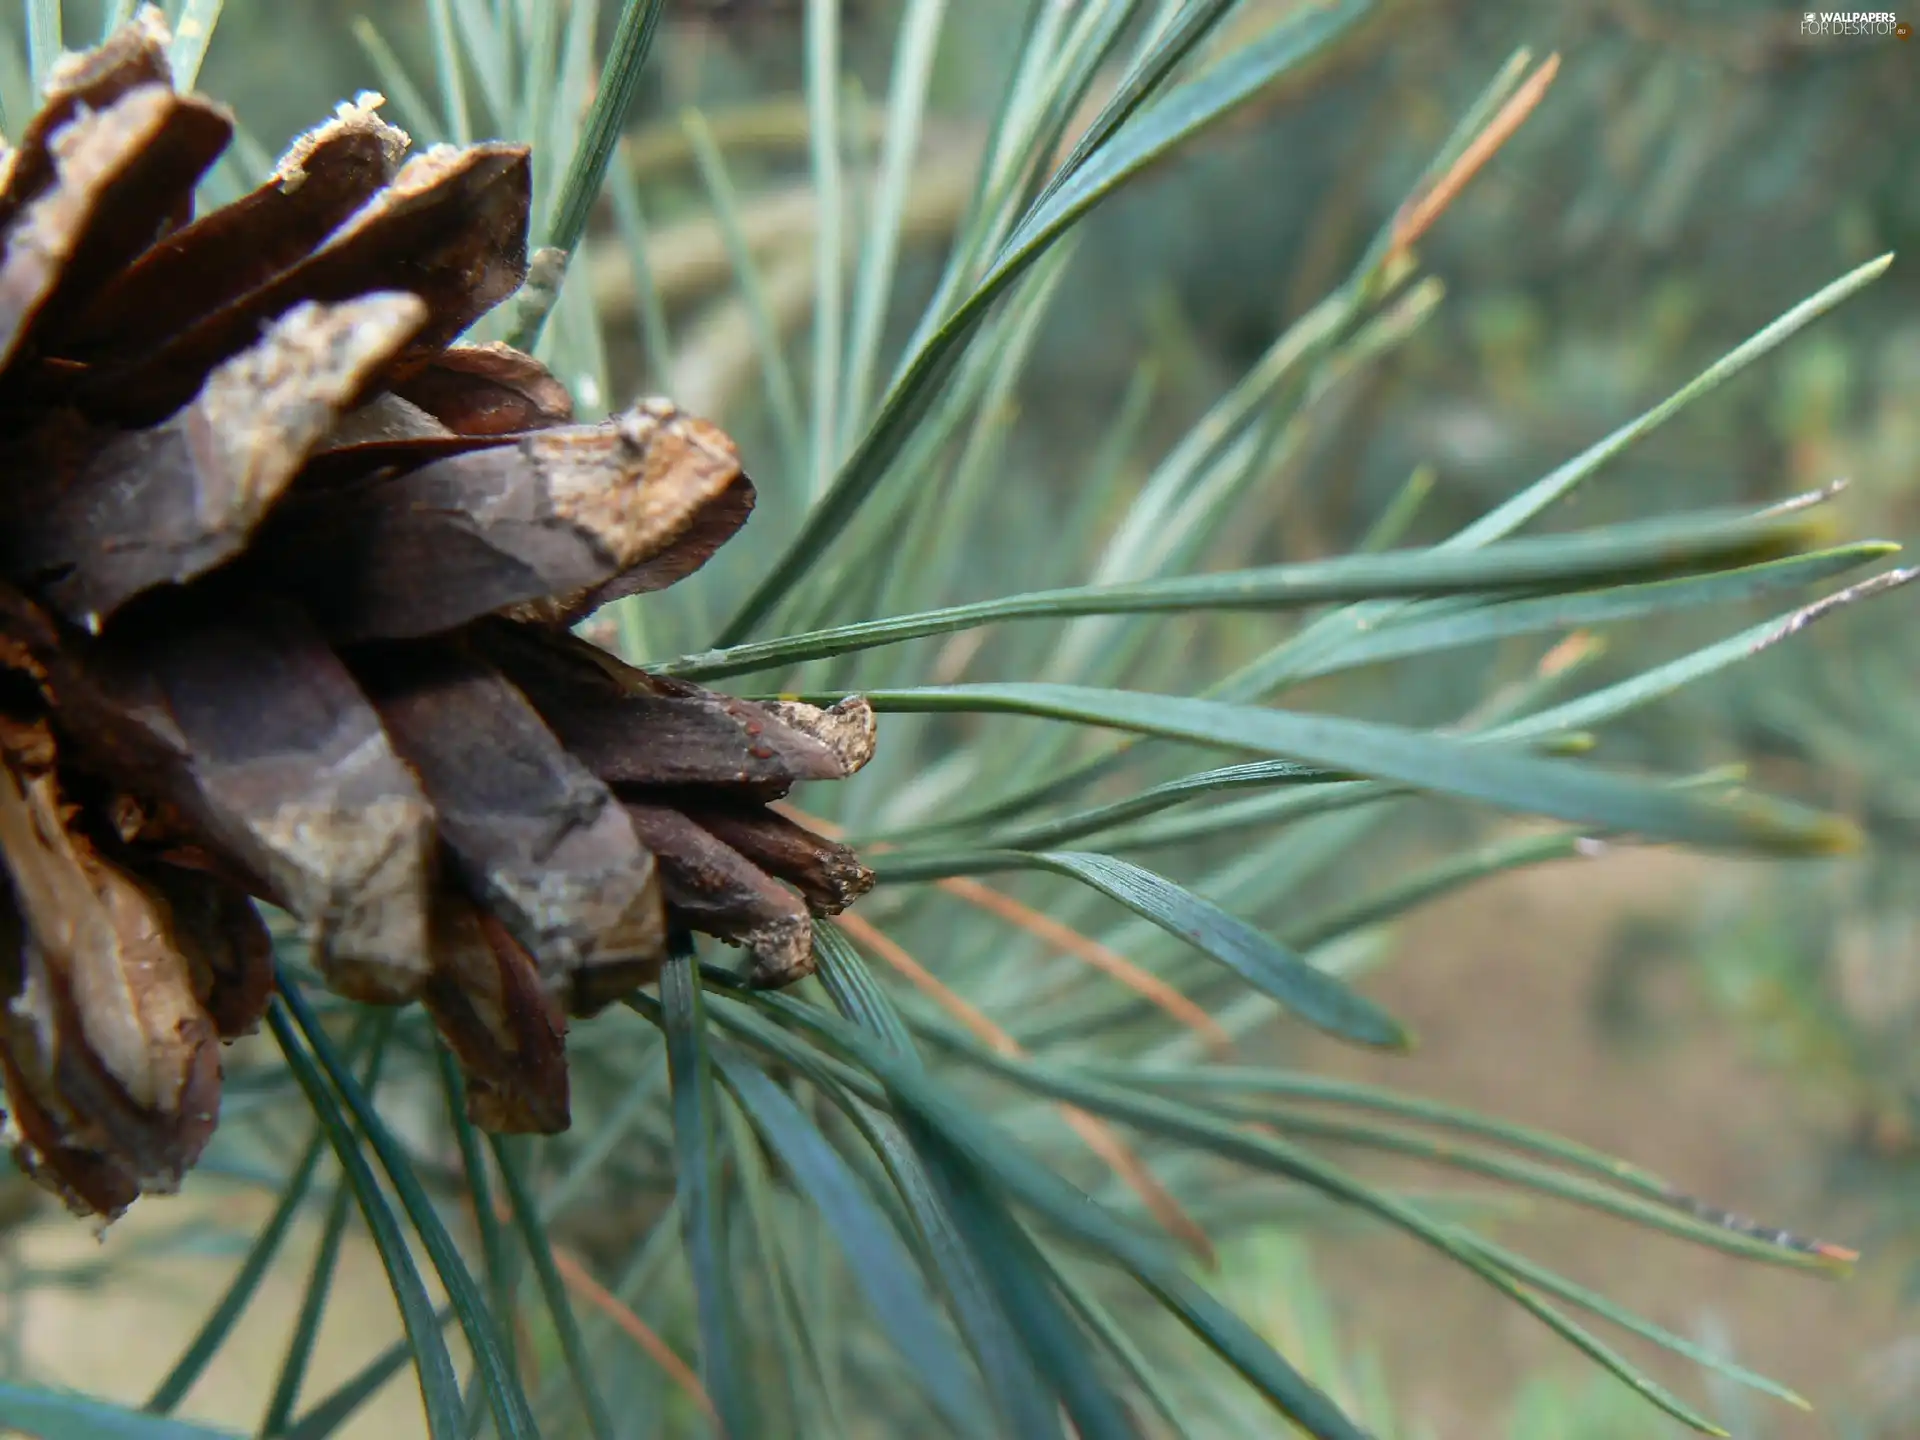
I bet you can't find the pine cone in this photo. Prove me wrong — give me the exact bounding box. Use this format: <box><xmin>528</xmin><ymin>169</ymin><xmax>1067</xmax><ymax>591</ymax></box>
<box><xmin>0</xmin><ymin>10</ymin><xmax>875</xmax><ymax>1216</ymax></box>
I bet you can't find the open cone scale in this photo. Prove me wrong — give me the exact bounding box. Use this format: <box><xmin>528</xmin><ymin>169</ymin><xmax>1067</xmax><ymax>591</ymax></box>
<box><xmin>0</xmin><ymin>10</ymin><xmax>875</xmax><ymax>1219</ymax></box>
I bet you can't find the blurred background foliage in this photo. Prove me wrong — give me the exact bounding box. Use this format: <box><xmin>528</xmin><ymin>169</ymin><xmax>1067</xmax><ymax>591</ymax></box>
<box><xmin>0</xmin><ymin>1</ymin><xmax>1916</xmax><ymax>1436</ymax></box>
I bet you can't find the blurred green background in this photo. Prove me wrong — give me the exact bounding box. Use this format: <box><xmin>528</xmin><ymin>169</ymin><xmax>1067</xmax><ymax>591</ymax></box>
<box><xmin>3</xmin><ymin>2</ymin><xmax>1916</xmax><ymax>1435</ymax></box>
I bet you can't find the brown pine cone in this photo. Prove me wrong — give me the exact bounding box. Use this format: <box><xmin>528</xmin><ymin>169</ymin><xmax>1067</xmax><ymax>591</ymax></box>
<box><xmin>0</xmin><ymin>9</ymin><xmax>875</xmax><ymax>1217</ymax></box>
